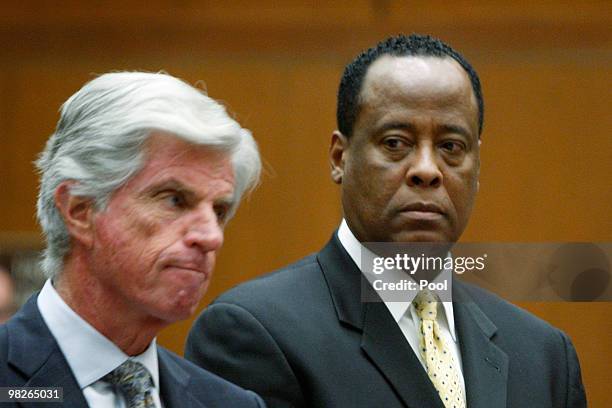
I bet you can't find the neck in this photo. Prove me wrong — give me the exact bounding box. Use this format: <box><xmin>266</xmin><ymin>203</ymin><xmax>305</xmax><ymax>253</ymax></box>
<box><xmin>55</xmin><ymin>256</ymin><xmax>165</xmax><ymax>356</ymax></box>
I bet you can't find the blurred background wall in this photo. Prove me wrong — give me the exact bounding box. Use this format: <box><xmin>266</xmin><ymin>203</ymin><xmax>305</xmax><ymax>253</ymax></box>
<box><xmin>1</xmin><ymin>1</ymin><xmax>610</xmax><ymax>405</ymax></box>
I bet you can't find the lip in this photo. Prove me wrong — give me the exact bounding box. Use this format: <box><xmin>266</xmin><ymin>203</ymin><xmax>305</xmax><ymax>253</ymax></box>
<box><xmin>166</xmin><ymin>264</ymin><xmax>208</xmax><ymax>277</ymax></box>
<box><xmin>400</xmin><ymin>202</ymin><xmax>444</xmax><ymax>214</ymax></box>
<box><xmin>398</xmin><ymin>202</ymin><xmax>445</xmax><ymax>221</ymax></box>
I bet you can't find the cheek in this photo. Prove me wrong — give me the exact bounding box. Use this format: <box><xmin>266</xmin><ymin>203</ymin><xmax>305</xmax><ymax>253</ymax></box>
<box><xmin>95</xmin><ymin>223</ymin><xmax>138</xmax><ymax>276</ymax></box>
<box><xmin>344</xmin><ymin>148</ymin><xmax>413</xmax><ymax>223</ymax></box>
<box><xmin>121</xmin><ymin>204</ymin><xmax>163</xmax><ymax>236</ymax></box>
<box><xmin>348</xmin><ymin>152</ymin><xmax>403</xmax><ymax>195</ymax></box>
<box><xmin>94</xmin><ymin>209</ymin><xmax>167</xmax><ymax>269</ymax></box>
<box><xmin>344</xmin><ymin>166</ymin><xmax>386</xmax><ymax>216</ymax></box>
<box><xmin>446</xmin><ymin>169</ymin><xmax>478</xmax><ymax>216</ymax></box>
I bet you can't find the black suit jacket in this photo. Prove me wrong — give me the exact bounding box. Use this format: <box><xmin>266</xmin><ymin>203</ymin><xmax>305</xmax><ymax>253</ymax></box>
<box><xmin>0</xmin><ymin>294</ymin><xmax>266</xmax><ymax>408</ymax></box>
<box><xmin>186</xmin><ymin>234</ymin><xmax>586</xmax><ymax>407</ymax></box>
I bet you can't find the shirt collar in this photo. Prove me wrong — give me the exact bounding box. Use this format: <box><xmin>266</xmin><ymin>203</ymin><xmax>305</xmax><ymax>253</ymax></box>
<box><xmin>37</xmin><ymin>280</ymin><xmax>160</xmax><ymax>389</ymax></box>
<box><xmin>337</xmin><ymin>219</ymin><xmax>458</xmax><ymax>341</ymax></box>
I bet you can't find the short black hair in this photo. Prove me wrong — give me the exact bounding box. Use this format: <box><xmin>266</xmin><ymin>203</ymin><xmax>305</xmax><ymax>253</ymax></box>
<box><xmin>337</xmin><ymin>34</ymin><xmax>484</xmax><ymax>137</ymax></box>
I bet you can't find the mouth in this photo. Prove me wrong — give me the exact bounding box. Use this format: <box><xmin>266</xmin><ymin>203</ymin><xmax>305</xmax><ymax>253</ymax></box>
<box><xmin>165</xmin><ymin>263</ymin><xmax>209</xmax><ymax>279</ymax></box>
<box><xmin>398</xmin><ymin>202</ymin><xmax>445</xmax><ymax>221</ymax></box>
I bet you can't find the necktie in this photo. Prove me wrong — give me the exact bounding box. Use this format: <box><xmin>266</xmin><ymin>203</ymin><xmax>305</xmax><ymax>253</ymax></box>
<box><xmin>414</xmin><ymin>290</ymin><xmax>465</xmax><ymax>408</ymax></box>
<box><xmin>102</xmin><ymin>359</ymin><xmax>155</xmax><ymax>408</ymax></box>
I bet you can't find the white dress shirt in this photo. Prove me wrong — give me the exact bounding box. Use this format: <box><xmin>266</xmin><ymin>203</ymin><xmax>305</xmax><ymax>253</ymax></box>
<box><xmin>337</xmin><ymin>220</ymin><xmax>466</xmax><ymax>396</ymax></box>
<box><xmin>37</xmin><ymin>280</ymin><xmax>164</xmax><ymax>407</ymax></box>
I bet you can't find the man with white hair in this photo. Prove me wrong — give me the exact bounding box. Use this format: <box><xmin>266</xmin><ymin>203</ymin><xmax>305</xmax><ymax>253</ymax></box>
<box><xmin>0</xmin><ymin>72</ymin><xmax>265</xmax><ymax>407</ymax></box>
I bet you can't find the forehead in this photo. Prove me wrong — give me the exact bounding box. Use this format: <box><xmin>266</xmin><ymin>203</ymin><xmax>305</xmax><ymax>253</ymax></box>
<box><xmin>143</xmin><ymin>133</ymin><xmax>226</xmax><ymax>163</ymax></box>
<box><xmin>131</xmin><ymin>132</ymin><xmax>235</xmax><ymax>190</ymax></box>
<box><xmin>359</xmin><ymin>55</ymin><xmax>476</xmax><ymax>110</ymax></box>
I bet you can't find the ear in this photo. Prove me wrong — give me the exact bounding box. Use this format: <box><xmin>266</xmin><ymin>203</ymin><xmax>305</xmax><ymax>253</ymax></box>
<box><xmin>54</xmin><ymin>181</ymin><xmax>96</xmax><ymax>249</ymax></box>
<box><xmin>330</xmin><ymin>130</ymin><xmax>349</xmax><ymax>184</ymax></box>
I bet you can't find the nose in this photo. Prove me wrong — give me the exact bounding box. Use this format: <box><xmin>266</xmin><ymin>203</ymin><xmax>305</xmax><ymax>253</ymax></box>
<box><xmin>183</xmin><ymin>207</ymin><xmax>224</xmax><ymax>253</ymax></box>
<box><xmin>406</xmin><ymin>145</ymin><xmax>443</xmax><ymax>188</ymax></box>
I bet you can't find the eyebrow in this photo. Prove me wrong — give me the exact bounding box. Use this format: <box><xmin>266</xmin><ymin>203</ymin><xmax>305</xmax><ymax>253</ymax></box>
<box><xmin>145</xmin><ymin>179</ymin><xmax>195</xmax><ymax>199</ymax></box>
<box><xmin>437</xmin><ymin>124</ymin><xmax>472</xmax><ymax>139</ymax></box>
<box><xmin>146</xmin><ymin>178</ymin><xmax>235</xmax><ymax>206</ymax></box>
<box><xmin>377</xmin><ymin>122</ymin><xmax>417</xmax><ymax>134</ymax></box>
<box><xmin>377</xmin><ymin>121</ymin><xmax>471</xmax><ymax>135</ymax></box>
<box><xmin>378</xmin><ymin>121</ymin><xmax>472</xmax><ymax>139</ymax></box>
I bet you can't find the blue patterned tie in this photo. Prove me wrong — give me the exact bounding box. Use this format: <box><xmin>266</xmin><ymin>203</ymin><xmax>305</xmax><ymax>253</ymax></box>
<box><xmin>103</xmin><ymin>360</ymin><xmax>155</xmax><ymax>408</ymax></box>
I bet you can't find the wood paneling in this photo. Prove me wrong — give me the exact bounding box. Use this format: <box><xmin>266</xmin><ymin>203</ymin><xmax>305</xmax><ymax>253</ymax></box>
<box><xmin>463</xmin><ymin>59</ymin><xmax>612</xmax><ymax>242</ymax></box>
<box><xmin>0</xmin><ymin>2</ymin><xmax>610</xmax><ymax>405</ymax></box>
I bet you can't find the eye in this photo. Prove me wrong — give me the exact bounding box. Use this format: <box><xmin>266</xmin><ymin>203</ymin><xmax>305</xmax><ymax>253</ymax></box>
<box><xmin>439</xmin><ymin>140</ymin><xmax>465</xmax><ymax>154</ymax></box>
<box><xmin>382</xmin><ymin>137</ymin><xmax>408</xmax><ymax>151</ymax></box>
<box><xmin>214</xmin><ymin>204</ymin><xmax>230</xmax><ymax>222</ymax></box>
<box><xmin>159</xmin><ymin>191</ymin><xmax>187</xmax><ymax>209</ymax></box>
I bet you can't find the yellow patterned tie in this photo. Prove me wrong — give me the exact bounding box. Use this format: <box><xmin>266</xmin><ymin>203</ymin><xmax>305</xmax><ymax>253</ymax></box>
<box><xmin>414</xmin><ymin>290</ymin><xmax>465</xmax><ymax>408</ymax></box>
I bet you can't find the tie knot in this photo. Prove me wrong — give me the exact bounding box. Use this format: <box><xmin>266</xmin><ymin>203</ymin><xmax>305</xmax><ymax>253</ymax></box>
<box><xmin>103</xmin><ymin>360</ymin><xmax>154</xmax><ymax>406</ymax></box>
<box><xmin>414</xmin><ymin>290</ymin><xmax>438</xmax><ymax>321</ymax></box>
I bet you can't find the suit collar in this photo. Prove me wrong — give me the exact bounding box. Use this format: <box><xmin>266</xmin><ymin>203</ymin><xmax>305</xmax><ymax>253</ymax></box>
<box><xmin>318</xmin><ymin>234</ymin><xmax>511</xmax><ymax>407</ymax></box>
<box><xmin>361</xmin><ymin>301</ymin><xmax>446</xmax><ymax>408</ymax></box>
<box><xmin>6</xmin><ymin>294</ymin><xmax>89</xmax><ymax>407</ymax></box>
<box><xmin>317</xmin><ymin>234</ymin><xmax>445</xmax><ymax>408</ymax></box>
<box><xmin>317</xmin><ymin>232</ymin><xmax>365</xmax><ymax>330</ymax></box>
<box><xmin>337</xmin><ymin>220</ymin><xmax>459</xmax><ymax>340</ymax></box>
<box><xmin>158</xmin><ymin>348</ymin><xmax>207</xmax><ymax>408</ymax></box>
<box><xmin>36</xmin><ymin>280</ymin><xmax>151</xmax><ymax>389</ymax></box>
<box><xmin>7</xmin><ymin>295</ymin><xmax>210</xmax><ymax>408</ymax></box>
<box><xmin>453</xmin><ymin>282</ymin><xmax>508</xmax><ymax>408</ymax></box>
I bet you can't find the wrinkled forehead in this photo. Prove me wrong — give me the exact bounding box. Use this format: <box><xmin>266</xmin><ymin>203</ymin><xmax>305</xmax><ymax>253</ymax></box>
<box><xmin>143</xmin><ymin>132</ymin><xmax>231</xmax><ymax>165</ymax></box>
<box><xmin>359</xmin><ymin>55</ymin><xmax>476</xmax><ymax>107</ymax></box>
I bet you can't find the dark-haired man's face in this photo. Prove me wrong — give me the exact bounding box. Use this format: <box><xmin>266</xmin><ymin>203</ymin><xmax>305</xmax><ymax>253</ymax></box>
<box><xmin>330</xmin><ymin>55</ymin><xmax>480</xmax><ymax>243</ymax></box>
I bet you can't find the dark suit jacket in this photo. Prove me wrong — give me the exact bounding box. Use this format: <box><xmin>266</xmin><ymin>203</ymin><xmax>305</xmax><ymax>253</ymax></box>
<box><xmin>0</xmin><ymin>294</ymin><xmax>266</xmax><ymax>408</ymax></box>
<box><xmin>186</xmin><ymin>234</ymin><xmax>587</xmax><ymax>408</ymax></box>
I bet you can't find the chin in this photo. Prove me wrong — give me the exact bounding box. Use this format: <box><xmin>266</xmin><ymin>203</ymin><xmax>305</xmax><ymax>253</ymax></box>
<box><xmin>170</xmin><ymin>307</ymin><xmax>197</xmax><ymax>322</ymax></box>
<box><xmin>154</xmin><ymin>304</ymin><xmax>199</xmax><ymax>324</ymax></box>
<box><xmin>151</xmin><ymin>290</ymin><xmax>205</xmax><ymax>323</ymax></box>
<box><xmin>391</xmin><ymin>230</ymin><xmax>452</xmax><ymax>243</ymax></box>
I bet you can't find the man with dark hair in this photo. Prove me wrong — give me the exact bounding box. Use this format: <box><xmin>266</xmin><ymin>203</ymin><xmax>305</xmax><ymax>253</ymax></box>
<box><xmin>186</xmin><ymin>34</ymin><xmax>586</xmax><ymax>408</ymax></box>
<box><xmin>337</xmin><ymin>34</ymin><xmax>484</xmax><ymax>138</ymax></box>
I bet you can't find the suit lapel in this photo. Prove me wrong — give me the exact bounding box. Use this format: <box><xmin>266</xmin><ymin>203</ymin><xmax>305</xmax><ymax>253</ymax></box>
<box><xmin>20</xmin><ymin>353</ymin><xmax>88</xmax><ymax>408</ymax></box>
<box><xmin>361</xmin><ymin>301</ymin><xmax>446</xmax><ymax>408</ymax></box>
<box><xmin>7</xmin><ymin>296</ymin><xmax>210</xmax><ymax>408</ymax></box>
<box><xmin>453</xmin><ymin>282</ymin><xmax>508</xmax><ymax>408</ymax></box>
<box><xmin>6</xmin><ymin>295</ymin><xmax>88</xmax><ymax>408</ymax></box>
<box><xmin>318</xmin><ymin>234</ymin><xmax>445</xmax><ymax>408</ymax></box>
<box><xmin>158</xmin><ymin>348</ymin><xmax>206</xmax><ymax>408</ymax></box>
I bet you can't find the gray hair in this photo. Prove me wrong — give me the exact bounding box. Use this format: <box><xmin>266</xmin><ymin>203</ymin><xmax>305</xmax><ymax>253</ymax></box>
<box><xmin>36</xmin><ymin>71</ymin><xmax>261</xmax><ymax>279</ymax></box>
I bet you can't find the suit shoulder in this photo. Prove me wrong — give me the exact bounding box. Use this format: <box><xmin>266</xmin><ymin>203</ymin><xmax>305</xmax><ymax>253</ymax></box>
<box><xmin>0</xmin><ymin>324</ymin><xmax>7</xmax><ymax>352</ymax></box>
<box><xmin>214</xmin><ymin>253</ymin><xmax>323</xmax><ymax>306</ymax></box>
<box><xmin>0</xmin><ymin>322</ymin><xmax>21</xmax><ymax>382</ymax></box>
<box><xmin>157</xmin><ymin>346</ymin><xmax>234</xmax><ymax>384</ymax></box>
<box><xmin>0</xmin><ymin>325</ymin><xmax>8</xmax><ymax>376</ymax></box>
<box><xmin>157</xmin><ymin>347</ymin><xmax>262</xmax><ymax>405</ymax></box>
<box><xmin>458</xmin><ymin>281</ymin><xmax>564</xmax><ymax>337</ymax></box>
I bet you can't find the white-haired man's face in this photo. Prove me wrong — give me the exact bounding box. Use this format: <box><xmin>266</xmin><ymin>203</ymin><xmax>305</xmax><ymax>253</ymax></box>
<box><xmin>82</xmin><ymin>132</ymin><xmax>235</xmax><ymax>324</ymax></box>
